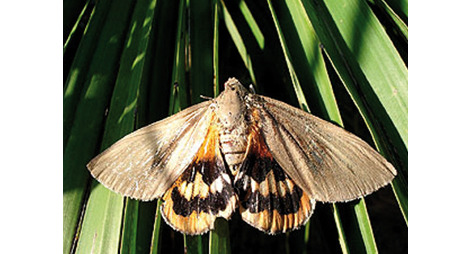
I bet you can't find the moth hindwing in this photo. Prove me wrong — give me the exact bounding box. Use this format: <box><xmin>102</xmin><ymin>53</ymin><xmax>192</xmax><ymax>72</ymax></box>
<box><xmin>161</xmin><ymin>121</ymin><xmax>237</xmax><ymax>235</ymax></box>
<box><xmin>87</xmin><ymin>77</ymin><xmax>397</xmax><ymax>235</ymax></box>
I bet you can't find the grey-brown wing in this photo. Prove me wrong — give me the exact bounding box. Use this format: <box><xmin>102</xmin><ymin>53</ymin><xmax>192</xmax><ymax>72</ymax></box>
<box><xmin>87</xmin><ymin>100</ymin><xmax>213</xmax><ymax>201</ymax></box>
<box><xmin>256</xmin><ymin>95</ymin><xmax>396</xmax><ymax>202</ymax></box>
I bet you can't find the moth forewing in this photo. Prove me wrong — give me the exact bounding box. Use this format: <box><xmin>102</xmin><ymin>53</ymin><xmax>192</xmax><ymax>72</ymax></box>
<box><xmin>87</xmin><ymin>100</ymin><xmax>213</xmax><ymax>201</ymax></box>
<box><xmin>256</xmin><ymin>95</ymin><xmax>397</xmax><ymax>202</ymax></box>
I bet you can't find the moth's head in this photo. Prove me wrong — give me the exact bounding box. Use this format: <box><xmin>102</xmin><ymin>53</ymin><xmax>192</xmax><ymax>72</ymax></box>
<box><xmin>223</xmin><ymin>77</ymin><xmax>249</xmax><ymax>96</ymax></box>
<box><xmin>218</xmin><ymin>78</ymin><xmax>249</xmax><ymax>104</ymax></box>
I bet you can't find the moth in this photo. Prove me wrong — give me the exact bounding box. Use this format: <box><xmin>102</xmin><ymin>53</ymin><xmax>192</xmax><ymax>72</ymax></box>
<box><xmin>87</xmin><ymin>78</ymin><xmax>396</xmax><ymax>235</ymax></box>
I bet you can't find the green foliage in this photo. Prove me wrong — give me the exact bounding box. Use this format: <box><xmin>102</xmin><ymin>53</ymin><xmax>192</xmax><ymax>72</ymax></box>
<box><xmin>63</xmin><ymin>0</ymin><xmax>407</xmax><ymax>253</ymax></box>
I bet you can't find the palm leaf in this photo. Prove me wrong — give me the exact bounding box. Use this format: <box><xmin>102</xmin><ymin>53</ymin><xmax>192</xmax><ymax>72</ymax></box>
<box><xmin>63</xmin><ymin>0</ymin><xmax>407</xmax><ymax>253</ymax></box>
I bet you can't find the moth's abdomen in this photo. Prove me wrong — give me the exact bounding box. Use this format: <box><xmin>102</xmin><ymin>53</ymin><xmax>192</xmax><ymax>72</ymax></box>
<box><xmin>219</xmin><ymin>131</ymin><xmax>248</xmax><ymax>175</ymax></box>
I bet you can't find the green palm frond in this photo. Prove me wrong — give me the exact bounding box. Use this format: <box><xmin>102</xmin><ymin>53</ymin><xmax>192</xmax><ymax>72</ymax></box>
<box><xmin>64</xmin><ymin>0</ymin><xmax>407</xmax><ymax>253</ymax></box>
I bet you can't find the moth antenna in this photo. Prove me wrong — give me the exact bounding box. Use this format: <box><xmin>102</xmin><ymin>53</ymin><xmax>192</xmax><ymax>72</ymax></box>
<box><xmin>200</xmin><ymin>95</ymin><xmax>214</xmax><ymax>100</ymax></box>
<box><xmin>249</xmin><ymin>84</ymin><xmax>256</xmax><ymax>94</ymax></box>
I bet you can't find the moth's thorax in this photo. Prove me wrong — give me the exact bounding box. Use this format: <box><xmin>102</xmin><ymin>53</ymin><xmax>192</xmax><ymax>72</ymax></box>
<box><xmin>214</xmin><ymin>78</ymin><xmax>251</xmax><ymax>175</ymax></box>
<box><xmin>214</xmin><ymin>78</ymin><xmax>249</xmax><ymax>129</ymax></box>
